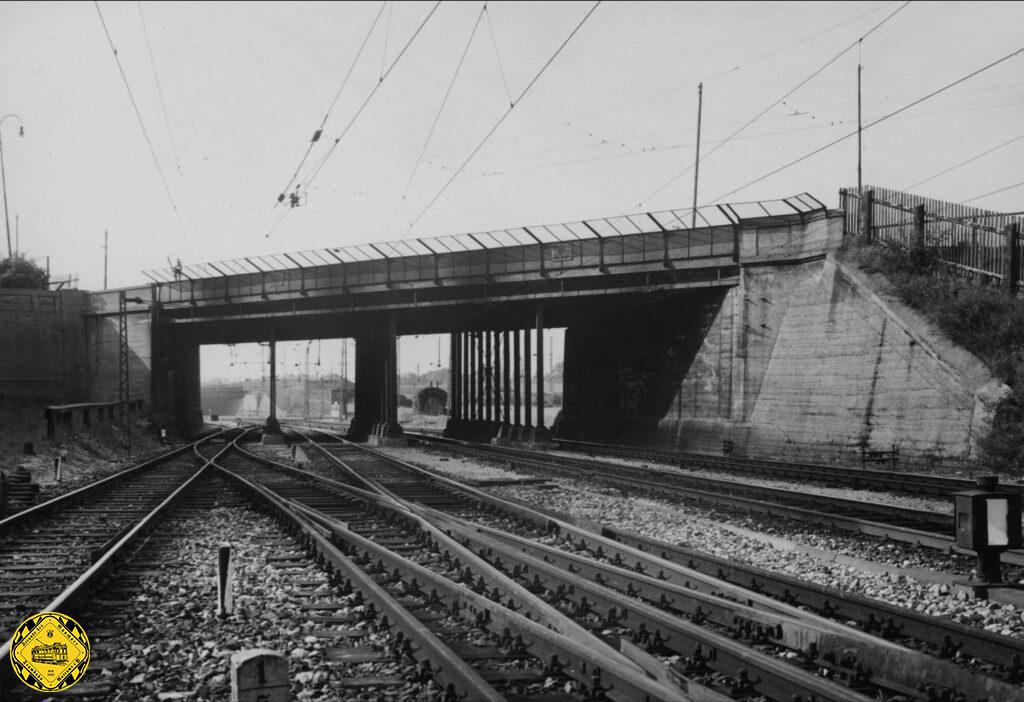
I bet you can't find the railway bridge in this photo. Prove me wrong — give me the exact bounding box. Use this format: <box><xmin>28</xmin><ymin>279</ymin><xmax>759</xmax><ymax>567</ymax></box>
<box><xmin>77</xmin><ymin>192</ymin><xmax>1003</xmax><ymax>465</ymax></box>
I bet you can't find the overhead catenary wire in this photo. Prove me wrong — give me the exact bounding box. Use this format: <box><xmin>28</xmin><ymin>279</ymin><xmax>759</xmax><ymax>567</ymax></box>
<box><xmin>387</xmin><ymin>2</ymin><xmax>488</xmax><ymax>238</ymax></box>
<box><xmin>404</xmin><ymin>1</ymin><xmax>602</xmax><ymax>235</ymax></box>
<box><xmin>273</xmin><ymin>1</ymin><xmax>388</xmax><ymax>208</ymax></box>
<box><xmin>905</xmin><ymin>133</ymin><xmax>1024</xmax><ymax>190</ymax></box>
<box><xmin>961</xmin><ymin>179</ymin><xmax>1024</xmax><ymax>204</ymax></box>
<box><xmin>137</xmin><ymin>1</ymin><xmax>196</xmax><ymax>231</ymax></box>
<box><xmin>706</xmin><ymin>45</ymin><xmax>1024</xmax><ymax>204</ymax></box>
<box><xmin>558</xmin><ymin>0</ymin><xmax>902</xmax><ymax>132</ymax></box>
<box><xmin>261</xmin><ymin>1</ymin><xmax>442</xmax><ymax>243</ymax></box>
<box><xmin>94</xmin><ymin>0</ymin><xmax>194</xmax><ymax>257</ymax></box>
<box><xmin>635</xmin><ymin>0</ymin><xmax>912</xmax><ymax>209</ymax></box>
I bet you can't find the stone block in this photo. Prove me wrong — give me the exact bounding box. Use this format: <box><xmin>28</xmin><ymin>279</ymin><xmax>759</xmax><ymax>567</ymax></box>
<box><xmin>231</xmin><ymin>649</ymin><xmax>289</xmax><ymax>702</ymax></box>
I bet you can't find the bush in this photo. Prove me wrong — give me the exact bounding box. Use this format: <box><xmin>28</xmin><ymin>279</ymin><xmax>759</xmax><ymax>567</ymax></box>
<box><xmin>843</xmin><ymin>240</ymin><xmax>1024</xmax><ymax>475</ymax></box>
<box><xmin>0</xmin><ymin>255</ymin><xmax>48</xmax><ymax>289</ymax></box>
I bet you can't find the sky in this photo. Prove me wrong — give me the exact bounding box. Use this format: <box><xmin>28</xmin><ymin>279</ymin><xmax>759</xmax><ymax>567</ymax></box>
<box><xmin>2</xmin><ymin>0</ymin><xmax>1023</xmax><ymax>290</ymax></box>
<box><xmin>2</xmin><ymin>1</ymin><xmax>1022</xmax><ymax>380</ymax></box>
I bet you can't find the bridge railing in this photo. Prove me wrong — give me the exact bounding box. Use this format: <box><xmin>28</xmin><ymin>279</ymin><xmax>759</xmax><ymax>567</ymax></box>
<box><xmin>144</xmin><ymin>195</ymin><xmax>826</xmax><ymax>304</ymax></box>
<box><xmin>840</xmin><ymin>186</ymin><xmax>1023</xmax><ymax>294</ymax></box>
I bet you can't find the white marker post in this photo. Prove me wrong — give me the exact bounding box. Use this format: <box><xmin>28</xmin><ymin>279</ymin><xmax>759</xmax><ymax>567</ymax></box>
<box><xmin>217</xmin><ymin>543</ymin><xmax>234</xmax><ymax>618</ymax></box>
<box><xmin>53</xmin><ymin>455</ymin><xmax>62</xmax><ymax>483</ymax></box>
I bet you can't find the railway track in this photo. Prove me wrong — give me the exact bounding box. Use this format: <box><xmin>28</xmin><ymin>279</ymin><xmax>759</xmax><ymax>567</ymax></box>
<box><xmin>280</xmin><ymin>426</ymin><xmax>1024</xmax><ymax>700</ymax></box>
<box><xmin>404</xmin><ymin>432</ymin><xmax>1024</xmax><ymax>567</ymax></box>
<box><xmin>207</xmin><ymin>439</ymin><xmax>680</xmax><ymax>701</ymax></box>
<box><xmin>554</xmin><ymin>438</ymin><xmax>1024</xmax><ymax>499</ymax></box>
<box><xmin>0</xmin><ymin>433</ymin><xmax>233</xmax><ymax>647</ymax></box>
<box><xmin>6</xmin><ymin>421</ymin><xmax>1020</xmax><ymax>700</ymax></box>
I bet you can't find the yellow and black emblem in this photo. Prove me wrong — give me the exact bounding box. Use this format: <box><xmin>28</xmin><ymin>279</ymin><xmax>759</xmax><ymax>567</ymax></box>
<box><xmin>9</xmin><ymin>611</ymin><xmax>90</xmax><ymax>691</ymax></box>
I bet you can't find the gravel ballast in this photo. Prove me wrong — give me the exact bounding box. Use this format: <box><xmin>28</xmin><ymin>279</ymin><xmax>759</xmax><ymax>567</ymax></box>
<box><xmin>376</xmin><ymin>445</ymin><xmax>1024</xmax><ymax>641</ymax></box>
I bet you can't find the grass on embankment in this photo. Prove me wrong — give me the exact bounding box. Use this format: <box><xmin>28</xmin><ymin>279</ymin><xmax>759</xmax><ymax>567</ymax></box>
<box><xmin>841</xmin><ymin>242</ymin><xmax>1024</xmax><ymax>476</ymax></box>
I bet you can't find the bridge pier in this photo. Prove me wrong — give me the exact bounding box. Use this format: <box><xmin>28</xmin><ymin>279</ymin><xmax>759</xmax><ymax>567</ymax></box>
<box><xmin>346</xmin><ymin>317</ymin><xmax>404</xmax><ymax>445</ymax></box>
<box><xmin>261</xmin><ymin>340</ymin><xmax>284</xmax><ymax>443</ymax></box>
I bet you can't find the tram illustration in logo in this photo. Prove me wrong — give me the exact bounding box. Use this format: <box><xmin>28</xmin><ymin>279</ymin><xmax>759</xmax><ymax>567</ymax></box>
<box><xmin>9</xmin><ymin>612</ymin><xmax>90</xmax><ymax>692</ymax></box>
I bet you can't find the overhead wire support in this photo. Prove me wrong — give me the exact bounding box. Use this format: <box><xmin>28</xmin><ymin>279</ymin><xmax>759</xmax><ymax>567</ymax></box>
<box><xmin>260</xmin><ymin>0</ymin><xmax>441</xmax><ymax>243</ymax></box>
<box><xmin>388</xmin><ymin>2</ymin><xmax>488</xmax><ymax>238</ymax></box>
<box><xmin>274</xmin><ymin>1</ymin><xmax>388</xmax><ymax>207</ymax></box>
<box><xmin>707</xmin><ymin>45</ymin><xmax>1024</xmax><ymax>204</ymax></box>
<box><xmin>405</xmin><ymin>0</ymin><xmax>602</xmax><ymax>235</ymax></box>
<box><xmin>94</xmin><ymin>1</ymin><xmax>194</xmax><ymax>256</ymax></box>
<box><xmin>635</xmin><ymin>0</ymin><xmax>911</xmax><ymax>209</ymax></box>
<box><xmin>485</xmin><ymin>3</ymin><xmax>514</xmax><ymax>107</ymax></box>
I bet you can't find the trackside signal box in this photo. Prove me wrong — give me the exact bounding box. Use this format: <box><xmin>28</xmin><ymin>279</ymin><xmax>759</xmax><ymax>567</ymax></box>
<box><xmin>953</xmin><ymin>476</ymin><xmax>1022</xmax><ymax>586</ymax></box>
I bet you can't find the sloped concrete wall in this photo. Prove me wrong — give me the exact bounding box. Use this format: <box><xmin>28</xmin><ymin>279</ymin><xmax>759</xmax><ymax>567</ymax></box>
<box><xmin>666</xmin><ymin>255</ymin><xmax>1007</xmax><ymax>467</ymax></box>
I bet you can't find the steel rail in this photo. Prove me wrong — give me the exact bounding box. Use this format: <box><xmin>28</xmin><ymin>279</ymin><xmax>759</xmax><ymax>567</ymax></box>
<box><xmin>554</xmin><ymin>437</ymin><xmax>1024</xmax><ymax>499</ymax></box>
<box><xmin>421</xmin><ymin>506</ymin><xmax>1023</xmax><ymax>701</ymax></box>
<box><xmin>411</xmin><ymin>434</ymin><xmax>953</xmax><ymax>530</ymax></box>
<box><xmin>406</xmin><ymin>432</ymin><xmax>1024</xmax><ymax>566</ymax></box>
<box><xmin>228</xmin><ymin>433</ymin><xmax>680</xmax><ymax>688</ymax></box>
<box><xmin>0</xmin><ymin>427</ymin><xmax>228</xmax><ymax>532</ymax></box>
<box><xmin>307</xmin><ymin>432</ymin><xmax>1024</xmax><ymax>700</ymax></box>
<box><xmin>0</xmin><ymin>432</ymin><xmax>232</xmax><ymax>686</ymax></box>
<box><xmin>213</xmin><ymin>442</ymin><xmax>679</xmax><ymax>701</ymax></box>
<box><xmin>208</xmin><ymin>461</ymin><xmax>509</xmax><ymax>702</ymax></box>
<box><xmin>602</xmin><ymin>521</ymin><xmax>1024</xmax><ymax>673</ymax></box>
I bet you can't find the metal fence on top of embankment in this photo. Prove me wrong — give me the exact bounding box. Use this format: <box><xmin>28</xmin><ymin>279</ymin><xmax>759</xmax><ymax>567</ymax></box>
<box><xmin>840</xmin><ymin>186</ymin><xmax>1023</xmax><ymax>294</ymax></box>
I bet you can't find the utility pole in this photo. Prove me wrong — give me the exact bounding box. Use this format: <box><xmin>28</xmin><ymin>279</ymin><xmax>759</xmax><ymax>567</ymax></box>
<box><xmin>692</xmin><ymin>82</ymin><xmax>703</xmax><ymax>229</ymax></box>
<box><xmin>857</xmin><ymin>39</ymin><xmax>863</xmax><ymax>194</ymax></box>
<box><xmin>0</xmin><ymin>114</ymin><xmax>25</xmax><ymax>259</ymax></box>
<box><xmin>14</xmin><ymin>214</ymin><xmax>18</xmax><ymax>255</ymax></box>
<box><xmin>103</xmin><ymin>230</ymin><xmax>109</xmax><ymax>290</ymax></box>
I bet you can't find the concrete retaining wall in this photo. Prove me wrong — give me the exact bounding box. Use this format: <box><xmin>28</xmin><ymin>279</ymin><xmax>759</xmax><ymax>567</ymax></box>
<box><xmin>0</xmin><ymin>289</ymin><xmax>87</xmax><ymax>403</ymax></box>
<box><xmin>83</xmin><ymin>289</ymin><xmax>153</xmax><ymax>407</ymax></box>
<box><xmin>665</xmin><ymin>255</ymin><xmax>1007</xmax><ymax>467</ymax></box>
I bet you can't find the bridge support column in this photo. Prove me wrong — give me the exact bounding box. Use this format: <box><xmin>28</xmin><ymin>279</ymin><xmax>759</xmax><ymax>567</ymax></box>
<box><xmin>519</xmin><ymin>317</ymin><xmax>534</xmax><ymax>445</ymax></box>
<box><xmin>510</xmin><ymin>328</ymin><xmax>522</xmax><ymax>442</ymax></box>
<box><xmin>347</xmin><ymin>327</ymin><xmax>383</xmax><ymax>442</ymax></box>
<box><xmin>494</xmin><ymin>329</ymin><xmax>512</xmax><ymax>444</ymax></box>
<box><xmin>475</xmin><ymin>331</ymin><xmax>485</xmax><ymax>436</ymax></box>
<box><xmin>262</xmin><ymin>340</ymin><xmax>284</xmax><ymax>444</ymax></box>
<box><xmin>369</xmin><ymin>314</ymin><xmax>405</xmax><ymax>446</ymax></box>
<box><xmin>444</xmin><ymin>331</ymin><xmax>462</xmax><ymax>437</ymax></box>
<box><xmin>484</xmin><ymin>330</ymin><xmax>492</xmax><ymax>425</ymax></box>
<box><xmin>151</xmin><ymin>323</ymin><xmax>202</xmax><ymax>438</ymax></box>
<box><xmin>531</xmin><ymin>303</ymin><xmax>552</xmax><ymax>446</ymax></box>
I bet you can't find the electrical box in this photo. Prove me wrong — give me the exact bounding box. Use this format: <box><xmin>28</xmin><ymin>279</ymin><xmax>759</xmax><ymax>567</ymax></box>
<box><xmin>954</xmin><ymin>480</ymin><xmax>1022</xmax><ymax>551</ymax></box>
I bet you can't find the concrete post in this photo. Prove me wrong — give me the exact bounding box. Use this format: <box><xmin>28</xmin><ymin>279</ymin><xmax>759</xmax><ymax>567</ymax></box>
<box><xmin>912</xmin><ymin>204</ymin><xmax>926</xmax><ymax>263</ymax></box>
<box><xmin>217</xmin><ymin>543</ymin><xmax>233</xmax><ymax>618</ymax></box>
<box><xmin>469</xmin><ymin>332</ymin><xmax>477</xmax><ymax>421</ymax></box>
<box><xmin>230</xmin><ymin>649</ymin><xmax>289</xmax><ymax>702</ymax></box>
<box><xmin>860</xmin><ymin>189</ymin><xmax>874</xmax><ymax>244</ymax></box>
<box><xmin>1003</xmin><ymin>223</ymin><xmax>1020</xmax><ymax>296</ymax></box>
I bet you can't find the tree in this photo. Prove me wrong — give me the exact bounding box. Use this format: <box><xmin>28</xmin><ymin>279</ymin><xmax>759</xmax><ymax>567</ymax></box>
<box><xmin>0</xmin><ymin>255</ymin><xmax>48</xmax><ymax>289</ymax></box>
